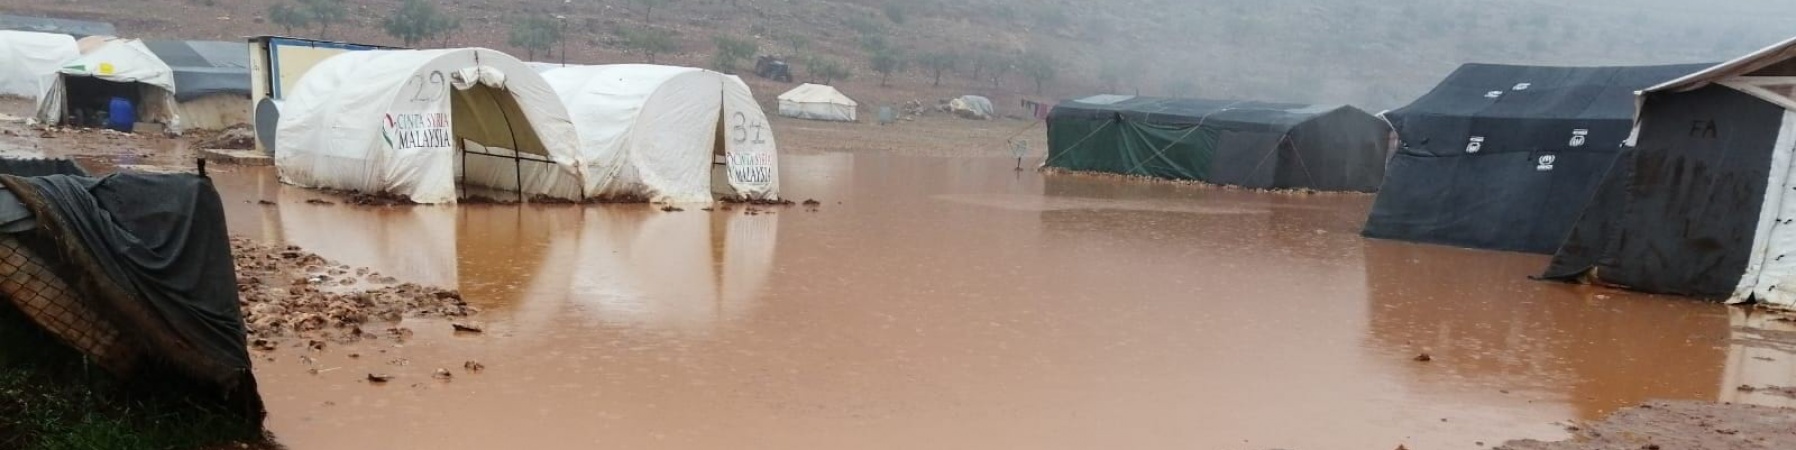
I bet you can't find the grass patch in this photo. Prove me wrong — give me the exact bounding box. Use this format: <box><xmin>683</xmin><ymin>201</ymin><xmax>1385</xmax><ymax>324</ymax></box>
<box><xmin>0</xmin><ymin>303</ymin><xmax>270</xmax><ymax>450</ymax></box>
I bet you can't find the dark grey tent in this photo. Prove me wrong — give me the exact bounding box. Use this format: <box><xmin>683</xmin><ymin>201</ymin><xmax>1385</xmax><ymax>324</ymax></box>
<box><xmin>1543</xmin><ymin>37</ymin><xmax>1796</xmax><ymax>307</ymax></box>
<box><xmin>1361</xmin><ymin>63</ymin><xmax>1712</xmax><ymax>253</ymax></box>
<box><xmin>1045</xmin><ymin>95</ymin><xmax>1389</xmax><ymax>192</ymax></box>
<box><xmin>144</xmin><ymin>40</ymin><xmax>250</xmax><ymax>102</ymax></box>
<box><xmin>0</xmin><ymin>158</ymin><xmax>263</xmax><ymax>419</ymax></box>
<box><xmin>0</xmin><ymin>14</ymin><xmax>115</xmax><ymax>38</ymax></box>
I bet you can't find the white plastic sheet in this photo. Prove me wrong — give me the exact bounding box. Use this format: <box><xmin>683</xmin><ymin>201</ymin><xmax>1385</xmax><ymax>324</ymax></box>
<box><xmin>0</xmin><ymin>31</ymin><xmax>78</xmax><ymax>99</ymax></box>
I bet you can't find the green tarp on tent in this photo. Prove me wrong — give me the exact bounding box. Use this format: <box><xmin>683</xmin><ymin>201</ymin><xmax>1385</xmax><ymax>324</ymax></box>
<box><xmin>1044</xmin><ymin>95</ymin><xmax>1390</xmax><ymax>192</ymax></box>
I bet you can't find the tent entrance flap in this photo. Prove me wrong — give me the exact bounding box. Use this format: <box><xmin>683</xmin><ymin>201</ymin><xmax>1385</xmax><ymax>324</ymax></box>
<box><xmin>451</xmin><ymin>82</ymin><xmax>556</xmax><ymax>201</ymax></box>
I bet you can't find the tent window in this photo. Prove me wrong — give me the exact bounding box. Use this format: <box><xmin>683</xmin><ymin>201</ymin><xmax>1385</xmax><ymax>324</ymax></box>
<box><xmin>60</xmin><ymin>77</ymin><xmax>143</xmax><ymax>128</ymax></box>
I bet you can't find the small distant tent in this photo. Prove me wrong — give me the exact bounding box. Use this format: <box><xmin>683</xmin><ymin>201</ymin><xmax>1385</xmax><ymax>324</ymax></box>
<box><xmin>144</xmin><ymin>40</ymin><xmax>251</xmax><ymax>130</ymax></box>
<box><xmin>950</xmin><ymin>95</ymin><xmax>994</xmax><ymax>119</ymax></box>
<box><xmin>542</xmin><ymin>64</ymin><xmax>779</xmax><ymax>203</ymax></box>
<box><xmin>1361</xmin><ymin>63</ymin><xmax>1711</xmax><ymax>253</ymax></box>
<box><xmin>33</xmin><ymin>38</ymin><xmax>181</xmax><ymax>131</ymax></box>
<box><xmin>1044</xmin><ymin>95</ymin><xmax>1390</xmax><ymax>192</ymax></box>
<box><xmin>778</xmin><ymin>83</ymin><xmax>856</xmax><ymax>122</ymax></box>
<box><xmin>0</xmin><ymin>31</ymin><xmax>78</xmax><ymax>99</ymax></box>
<box><xmin>1543</xmin><ymin>37</ymin><xmax>1796</xmax><ymax>306</ymax></box>
<box><xmin>275</xmin><ymin>48</ymin><xmax>585</xmax><ymax>204</ymax></box>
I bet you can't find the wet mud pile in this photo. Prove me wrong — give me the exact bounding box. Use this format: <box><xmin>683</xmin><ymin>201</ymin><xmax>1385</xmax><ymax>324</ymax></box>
<box><xmin>1497</xmin><ymin>401</ymin><xmax>1796</xmax><ymax>450</ymax></box>
<box><xmin>231</xmin><ymin>237</ymin><xmax>476</xmax><ymax>338</ymax></box>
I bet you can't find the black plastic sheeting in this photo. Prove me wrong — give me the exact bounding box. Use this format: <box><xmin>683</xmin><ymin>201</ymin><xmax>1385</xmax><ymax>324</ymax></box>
<box><xmin>1541</xmin><ymin>85</ymin><xmax>1787</xmax><ymax>297</ymax></box>
<box><xmin>143</xmin><ymin>40</ymin><xmax>250</xmax><ymax>102</ymax></box>
<box><xmin>0</xmin><ymin>169</ymin><xmax>262</xmax><ymax>418</ymax></box>
<box><xmin>1362</xmin><ymin>63</ymin><xmax>1712</xmax><ymax>253</ymax></box>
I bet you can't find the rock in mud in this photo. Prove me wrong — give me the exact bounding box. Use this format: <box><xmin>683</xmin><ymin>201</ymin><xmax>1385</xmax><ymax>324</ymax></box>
<box><xmin>257</xmin><ymin>200</ymin><xmax>276</xmax><ymax>206</ymax></box>
<box><xmin>304</xmin><ymin>199</ymin><xmax>335</xmax><ymax>205</ymax></box>
<box><xmin>433</xmin><ymin>368</ymin><xmax>453</xmax><ymax>380</ymax></box>
<box><xmin>452</xmin><ymin>321</ymin><xmax>485</xmax><ymax>333</ymax></box>
<box><xmin>660</xmin><ymin>205</ymin><xmax>684</xmax><ymax>212</ymax></box>
<box><xmin>463</xmin><ymin>361</ymin><xmax>485</xmax><ymax>372</ymax></box>
<box><xmin>366</xmin><ymin>373</ymin><xmax>394</xmax><ymax>383</ymax></box>
<box><xmin>1413</xmin><ymin>353</ymin><xmax>1432</xmax><ymax>362</ymax></box>
<box><xmin>803</xmin><ymin>199</ymin><xmax>821</xmax><ymax>206</ymax></box>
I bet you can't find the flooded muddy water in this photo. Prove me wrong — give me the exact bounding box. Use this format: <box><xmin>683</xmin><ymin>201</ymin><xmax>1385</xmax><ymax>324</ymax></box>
<box><xmin>201</xmin><ymin>155</ymin><xmax>1791</xmax><ymax>449</ymax></box>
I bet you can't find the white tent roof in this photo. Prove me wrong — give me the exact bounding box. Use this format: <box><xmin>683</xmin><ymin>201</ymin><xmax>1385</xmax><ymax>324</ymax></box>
<box><xmin>32</xmin><ymin>38</ymin><xmax>182</xmax><ymax>129</ymax></box>
<box><xmin>0</xmin><ymin>31</ymin><xmax>78</xmax><ymax>98</ymax></box>
<box><xmin>275</xmin><ymin>48</ymin><xmax>585</xmax><ymax>204</ymax></box>
<box><xmin>777</xmin><ymin>83</ymin><xmax>857</xmax><ymax>122</ymax></box>
<box><xmin>55</xmin><ymin>38</ymin><xmax>176</xmax><ymax>92</ymax></box>
<box><xmin>543</xmin><ymin>64</ymin><xmax>779</xmax><ymax>203</ymax></box>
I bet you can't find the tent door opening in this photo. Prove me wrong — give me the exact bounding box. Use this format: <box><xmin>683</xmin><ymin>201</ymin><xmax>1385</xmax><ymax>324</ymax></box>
<box><xmin>448</xmin><ymin>81</ymin><xmax>555</xmax><ymax>202</ymax></box>
<box><xmin>60</xmin><ymin>76</ymin><xmax>143</xmax><ymax>130</ymax></box>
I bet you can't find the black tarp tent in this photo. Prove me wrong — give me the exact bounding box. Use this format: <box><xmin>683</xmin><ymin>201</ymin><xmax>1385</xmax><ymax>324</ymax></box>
<box><xmin>1361</xmin><ymin>63</ymin><xmax>1712</xmax><ymax>254</ymax></box>
<box><xmin>143</xmin><ymin>40</ymin><xmax>251</xmax><ymax>102</ymax></box>
<box><xmin>1543</xmin><ymin>37</ymin><xmax>1796</xmax><ymax>307</ymax></box>
<box><xmin>0</xmin><ymin>159</ymin><xmax>263</xmax><ymax>419</ymax></box>
<box><xmin>1044</xmin><ymin>95</ymin><xmax>1389</xmax><ymax>192</ymax></box>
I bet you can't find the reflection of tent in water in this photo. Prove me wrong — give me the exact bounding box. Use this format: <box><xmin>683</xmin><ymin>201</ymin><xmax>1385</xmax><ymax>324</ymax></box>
<box><xmin>1721</xmin><ymin>308</ymin><xmax>1796</xmax><ymax>408</ymax></box>
<box><xmin>542</xmin><ymin>64</ymin><xmax>781</xmax><ymax>203</ymax></box>
<box><xmin>0</xmin><ymin>158</ymin><xmax>262</xmax><ymax>419</ymax></box>
<box><xmin>277</xmin><ymin>199</ymin><xmax>458</xmax><ymax>288</ymax></box>
<box><xmin>1363</xmin><ymin>63</ymin><xmax>1710</xmax><ymax>254</ymax></box>
<box><xmin>1363</xmin><ymin>241</ymin><xmax>1725</xmax><ymax>419</ymax></box>
<box><xmin>275</xmin><ymin>48</ymin><xmax>586</xmax><ymax>204</ymax></box>
<box><xmin>1544</xmin><ymin>38</ymin><xmax>1796</xmax><ymax>305</ymax></box>
<box><xmin>561</xmin><ymin>208</ymin><xmax>778</xmax><ymax>335</ymax></box>
<box><xmin>0</xmin><ymin>31</ymin><xmax>78</xmax><ymax>99</ymax></box>
<box><xmin>1045</xmin><ymin>95</ymin><xmax>1390</xmax><ymax>192</ymax></box>
<box><xmin>33</xmin><ymin>38</ymin><xmax>183</xmax><ymax>132</ymax></box>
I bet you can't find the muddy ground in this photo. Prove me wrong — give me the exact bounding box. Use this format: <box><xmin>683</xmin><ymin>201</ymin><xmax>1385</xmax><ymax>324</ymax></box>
<box><xmin>9</xmin><ymin>100</ymin><xmax>1796</xmax><ymax>449</ymax></box>
<box><xmin>1498</xmin><ymin>401</ymin><xmax>1796</xmax><ymax>450</ymax></box>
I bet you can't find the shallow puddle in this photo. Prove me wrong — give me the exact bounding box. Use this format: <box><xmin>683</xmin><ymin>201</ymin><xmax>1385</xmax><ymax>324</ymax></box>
<box><xmin>199</xmin><ymin>155</ymin><xmax>1790</xmax><ymax>449</ymax></box>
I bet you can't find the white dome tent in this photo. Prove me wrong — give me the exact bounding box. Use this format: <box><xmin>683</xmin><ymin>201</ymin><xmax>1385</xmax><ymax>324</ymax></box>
<box><xmin>275</xmin><ymin>48</ymin><xmax>585</xmax><ymax>204</ymax></box>
<box><xmin>0</xmin><ymin>31</ymin><xmax>79</xmax><ymax>99</ymax></box>
<box><xmin>32</xmin><ymin>38</ymin><xmax>182</xmax><ymax>131</ymax></box>
<box><xmin>542</xmin><ymin>64</ymin><xmax>779</xmax><ymax>203</ymax></box>
<box><xmin>777</xmin><ymin>83</ymin><xmax>857</xmax><ymax>122</ymax></box>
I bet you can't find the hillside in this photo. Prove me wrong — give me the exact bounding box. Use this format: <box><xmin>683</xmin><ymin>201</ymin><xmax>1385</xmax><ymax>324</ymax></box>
<box><xmin>13</xmin><ymin>0</ymin><xmax>1796</xmax><ymax>112</ymax></box>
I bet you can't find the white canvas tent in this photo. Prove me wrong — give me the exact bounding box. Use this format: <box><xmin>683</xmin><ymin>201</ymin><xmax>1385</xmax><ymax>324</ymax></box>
<box><xmin>777</xmin><ymin>83</ymin><xmax>857</xmax><ymax>122</ymax></box>
<box><xmin>275</xmin><ymin>48</ymin><xmax>585</xmax><ymax>204</ymax></box>
<box><xmin>0</xmin><ymin>31</ymin><xmax>78</xmax><ymax>99</ymax></box>
<box><xmin>542</xmin><ymin>64</ymin><xmax>779</xmax><ymax>203</ymax></box>
<box><xmin>32</xmin><ymin>38</ymin><xmax>181</xmax><ymax>130</ymax></box>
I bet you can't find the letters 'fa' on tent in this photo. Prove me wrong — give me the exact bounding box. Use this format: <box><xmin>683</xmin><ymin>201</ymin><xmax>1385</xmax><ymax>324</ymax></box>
<box><xmin>1043</xmin><ymin>95</ymin><xmax>1390</xmax><ymax>192</ymax></box>
<box><xmin>777</xmin><ymin>83</ymin><xmax>857</xmax><ymax>122</ymax></box>
<box><xmin>0</xmin><ymin>31</ymin><xmax>78</xmax><ymax>99</ymax></box>
<box><xmin>275</xmin><ymin>48</ymin><xmax>586</xmax><ymax>204</ymax></box>
<box><xmin>542</xmin><ymin>64</ymin><xmax>779</xmax><ymax>203</ymax></box>
<box><xmin>1542</xmin><ymin>37</ymin><xmax>1796</xmax><ymax>307</ymax></box>
<box><xmin>1361</xmin><ymin>63</ymin><xmax>1712</xmax><ymax>254</ymax></box>
<box><xmin>32</xmin><ymin>38</ymin><xmax>183</xmax><ymax>131</ymax></box>
<box><xmin>143</xmin><ymin>40</ymin><xmax>251</xmax><ymax>130</ymax></box>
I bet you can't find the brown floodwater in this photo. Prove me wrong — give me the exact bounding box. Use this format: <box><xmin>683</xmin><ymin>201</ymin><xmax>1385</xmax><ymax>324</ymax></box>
<box><xmin>193</xmin><ymin>155</ymin><xmax>1793</xmax><ymax>449</ymax></box>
